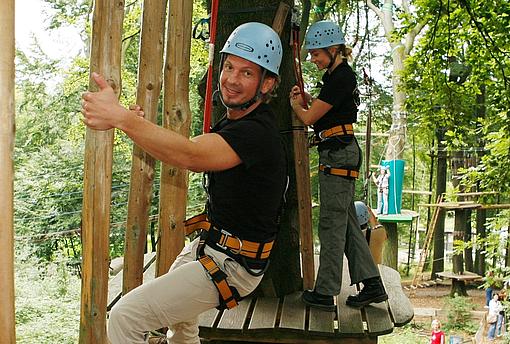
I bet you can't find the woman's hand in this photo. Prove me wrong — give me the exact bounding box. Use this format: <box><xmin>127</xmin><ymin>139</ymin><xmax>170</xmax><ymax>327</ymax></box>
<box><xmin>289</xmin><ymin>85</ymin><xmax>311</xmax><ymax>108</ymax></box>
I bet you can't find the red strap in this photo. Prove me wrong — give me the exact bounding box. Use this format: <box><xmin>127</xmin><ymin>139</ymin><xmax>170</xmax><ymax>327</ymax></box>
<box><xmin>202</xmin><ymin>0</ymin><xmax>219</xmax><ymax>133</ymax></box>
<box><xmin>291</xmin><ymin>26</ymin><xmax>308</xmax><ymax>110</ymax></box>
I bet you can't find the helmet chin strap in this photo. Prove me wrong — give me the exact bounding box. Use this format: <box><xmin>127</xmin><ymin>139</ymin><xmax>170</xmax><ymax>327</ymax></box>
<box><xmin>324</xmin><ymin>48</ymin><xmax>339</xmax><ymax>70</ymax></box>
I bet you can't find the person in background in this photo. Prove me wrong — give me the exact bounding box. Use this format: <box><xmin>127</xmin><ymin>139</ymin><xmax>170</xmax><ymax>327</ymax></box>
<box><xmin>487</xmin><ymin>293</ymin><xmax>504</xmax><ymax>341</ymax></box>
<box><xmin>496</xmin><ymin>290</ymin><xmax>506</xmax><ymax>337</ymax></box>
<box><xmin>290</xmin><ymin>20</ymin><xmax>387</xmax><ymax>311</ymax></box>
<box><xmin>373</xmin><ymin>166</ymin><xmax>390</xmax><ymax>215</ymax></box>
<box><xmin>429</xmin><ymin>319</ymin><xmax>445</xmax><ymax>344</ymax></box>
<box><xmin>484</xmin><ymin>270</ymin><xmax>495</xmax><ymax>308</ymax></box>
<box><xmin>354</xmin><ymin>201</ymin><xmax>387</xmax><ymax>264</ymax></box>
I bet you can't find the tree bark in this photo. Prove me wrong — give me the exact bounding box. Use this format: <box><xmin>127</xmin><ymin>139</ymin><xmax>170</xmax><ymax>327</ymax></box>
<box><xmin>365</xmin><ymin>0</ymin><xmax>425</xmax><ymax>160</ymax></box>
<box><xmin>156</xmin><ymin>0</ymin><xmax>193</xmax><ymax>276</ymax></box>
<box><xmin>382</xmin><ymin>223</ymin><xmax>398</xmax><ymax>269</ymax></box>
<box><xmin>123</xmin><ymin>0</ymin><xmax>167</xmax><ymax>295</ymax></box>
<box><xmin>80</xmin><ymin>1</ymin><xmax>124</xmax><ymax>343</ymax></box>
<box><xmin>0</xmin><ymin>1</ymin><xmax>16</xmax><ymax>342</ymax></box>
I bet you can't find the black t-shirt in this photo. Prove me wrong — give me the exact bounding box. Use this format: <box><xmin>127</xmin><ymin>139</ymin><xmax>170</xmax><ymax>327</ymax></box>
<box><xmin>314</xmin><ymin>62</ymin><xmax>359</xmax><ymax>135</ymax></box>
<box><xmin>208</xmin><ymin>103</ymin><xmax>287</xmax><ymax>243</ymax></box>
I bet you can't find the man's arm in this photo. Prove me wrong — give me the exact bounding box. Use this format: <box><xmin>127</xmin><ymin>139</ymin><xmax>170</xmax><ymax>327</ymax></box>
<box><xmin>81</xmin><ymin>73</ymin><xmax>241</xmax><ymax>172</ymax></box>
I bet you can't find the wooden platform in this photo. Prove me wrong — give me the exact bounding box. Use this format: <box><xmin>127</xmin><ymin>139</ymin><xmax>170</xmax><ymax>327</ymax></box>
<box><xmin>198</xmin><ymin>264</ymin><xmax>413</xmax><ymax>343</ymax></box>
<box><xmin>108</xmin><ymin>259</ymin><xmax>413</xmax><ymax>343</ymax></box>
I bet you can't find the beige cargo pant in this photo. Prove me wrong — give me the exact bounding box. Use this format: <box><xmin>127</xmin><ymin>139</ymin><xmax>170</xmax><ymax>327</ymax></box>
<box><xmin>107</xmin><ymin>238</ymin><xmax>262</xmax><ymax>344</ymax></box>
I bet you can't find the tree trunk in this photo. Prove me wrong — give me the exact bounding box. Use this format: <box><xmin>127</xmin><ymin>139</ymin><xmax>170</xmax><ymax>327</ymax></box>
<box><xmin>80</xmin><ymin>1</ymin><xmax>124</xmax><ymax>343</ymax></box>
<box><xmin>385</xmin><ymin>47</ymin><xmax>406</xmax><ymax>160</ymax></box>
<box><xmin>0</xmin><ymin>1</ymin><xmax>16</xmax><ymax>342</ymax></box>
<box><xmin>156</xmin><ymin>0</ymin><xmax>193</xmax><ymax>276</ymax></box>
<box><xmin>431</xmin><ymin>128</ymin><xmax>447</xmax><ymax>277</ymax></box>
<box><xmin>452</xmin><ymin>210</ymin><xmax>465</xmax><ymax>275</ymax></box>
<box><xmin>214</xmin><ymin>0</ymin><xmax>301</xmax><ymax>296</ymax></box>
<box><xmin>123</xmin><ymin>0</ymin><xmax>167</xmax><ymax>295</ymax></box>
<box><xmin>382</xmin><ymin>223</ymin><xmax>398</xmax><ymax>269</ymax></box>
<box><xmin>464</xmin><ymin>210</ymin><xmax>473</xmax><ymax>272</ymax></box>
<box><xmin>474</xmin><ymin>84</ymin><xmax>486</xmax><ymax>275</ymax></box>
<box><xmin>475</xmin><ymin>208</ymin><xmax>487</xmax><ymax>275</ymax></box>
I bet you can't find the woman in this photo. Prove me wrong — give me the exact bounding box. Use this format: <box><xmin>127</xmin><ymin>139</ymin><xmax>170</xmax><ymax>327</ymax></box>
<box><xmin>290</xmin><ymin>20</ymin><xmax>387</xmax><ymax>310</ymax></box>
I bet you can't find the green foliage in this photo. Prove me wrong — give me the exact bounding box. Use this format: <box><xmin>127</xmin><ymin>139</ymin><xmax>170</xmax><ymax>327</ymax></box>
<box><xmin>402</xmin><ymin>0</ymin><xmax>510</xmax><ymax>197</ymax></box>
<box><xmin>443</xmin><ymin>294</ymin><xmax>477</xmax><ymax>333</ymax></box>
<box><xmin>15</xmin><ymin>252</ymin><xmax>80</xmax><ymax>343</ymax></box>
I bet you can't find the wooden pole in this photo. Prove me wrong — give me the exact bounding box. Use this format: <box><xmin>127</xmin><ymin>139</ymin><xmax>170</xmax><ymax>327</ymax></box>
<box><xmin>0</xmin><ymin>1</ymin><xmax>16</xmax><ymax>342</ymax></box>
<box><xmin>79</xmin><ymin>0</ymin><xmax>124</xmax><ymax>343</ymax></box>
<box><xmin>286</xmin><ymin>10</ymin><xmax>315</xmax><ymax>290</ymax></box>
<box><xmin>155</xmin><ymin>0</ymin><xmax>193</xmax><ymax>276</ymax></box>
<box><xmin>123</xmin><ymin>0</ymin><xmax>167</xmax><ymax>295</ymax></box>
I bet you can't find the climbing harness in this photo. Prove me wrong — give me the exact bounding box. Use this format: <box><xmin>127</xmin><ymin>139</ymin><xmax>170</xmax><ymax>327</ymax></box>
<box><xmin>184</xmin><ymin>214</ymin><xmax>274</xmax><ymax>262</ymax></box>
<box><xmin>184</xmin><ymin>213</ymin><xmax>274</xmax><ymax>310</ymax></box>
<box><xmin>202</xmin><ymin>0</ymin><xmax>219</xmax><ymax>133</ymax></box>
<box><xmin>319</xmin><ymin>124</ymin><xmax>354</xmax><ymax>139</ymax></box>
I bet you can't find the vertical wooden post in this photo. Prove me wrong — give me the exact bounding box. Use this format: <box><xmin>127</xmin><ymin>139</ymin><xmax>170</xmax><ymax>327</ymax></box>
<box><xmin>156</xmin><ymin>0</ymin><xmax>193</xmax><ymax>276</ymax></box>
<box><xmin>123</xmin><ymin>0</ymin><xmax>167</xmax><ymax>295</ymax></box>
<box><xmin>80</xmin><ymin>1</ymin><xmax>124</xmax><ymax>343</ymax></box>
<box><xmin>452</xmin><ymin>209</ymin><xmax>465</xmax><ymax>275</ymax></box>
<box><xmin>277</xmin><ymin>1</ymin><xmax>314</xmax><ymax>291</ymax></box>
<box><xmin>0</xmin><ymin>1</ymin><xmax>16</xmax><ymax>343</ymax></box>
<box><xmin>382</xmin><ymin>223</ymin><xmax>398</xmax><ymax>269</ymax></box>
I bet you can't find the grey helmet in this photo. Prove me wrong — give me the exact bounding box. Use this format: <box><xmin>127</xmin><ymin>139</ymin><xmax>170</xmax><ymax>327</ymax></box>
<box><xmin>355</xmin><ymin>201</ymin><xmax>370</xmax><ymax>227</ymax></box>
<box><xmin>304</xmin><ymin>20</ymin><xmax>345</xmax><ymax>50</ymax></box>
<box><xmin>220</xmin><ymin>22</ymin><xmax>282</xmax><ymax>75</ymax></box>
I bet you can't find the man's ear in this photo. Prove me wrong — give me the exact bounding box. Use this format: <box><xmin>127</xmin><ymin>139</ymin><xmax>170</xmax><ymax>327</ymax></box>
<box><xmin>261</xmin><ymin>76</ymin><xmax>276</xmax><ymax>94</ymax></box>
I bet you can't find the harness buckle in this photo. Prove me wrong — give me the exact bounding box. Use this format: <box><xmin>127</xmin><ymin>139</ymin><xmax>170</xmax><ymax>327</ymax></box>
<box><xmin>322</xmin><ymin>165</ymin><xmax>332</xmax><ymax>174</ymax></box>
<box><xmin>218</xmin><ymin>229</ymin><xmax>243</xmax><ymax>255</ymax></box>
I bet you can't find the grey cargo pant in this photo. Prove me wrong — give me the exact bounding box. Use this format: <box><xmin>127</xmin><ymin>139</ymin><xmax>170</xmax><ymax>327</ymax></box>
<box><xmin>315</xmin><ymin>139</ymin><xmax>380</xmax><ymax>296</ymax></box>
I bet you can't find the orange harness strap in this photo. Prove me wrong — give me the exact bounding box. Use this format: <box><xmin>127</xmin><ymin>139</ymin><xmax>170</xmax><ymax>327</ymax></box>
<box><xmin>197</xmin><ymin>254</ymin><xmax>239</xmax><ymax>310</ymax></box>
<box><xmin>319</xmin><ymin>164</ymin><xmax>359</xmax><ymax>179</ymax></box>
<box><xmin>184</xmin><ymin>214</ymin><xmax>274</xmax><ymax>260</ymax></box>
<box><xmin>319</xmin><ymin>124</ymin><xmax>354</xmax><ymax>139</ymax></box>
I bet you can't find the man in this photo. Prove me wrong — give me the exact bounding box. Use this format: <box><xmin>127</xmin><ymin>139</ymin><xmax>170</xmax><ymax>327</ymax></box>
<box><xmin>81</xmin><ymin>22</ymin><xmax>287</xmax><ymax>344</ymax></box>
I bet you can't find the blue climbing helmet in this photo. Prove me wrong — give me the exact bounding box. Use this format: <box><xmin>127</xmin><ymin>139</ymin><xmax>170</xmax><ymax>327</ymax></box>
<box><xmin>355</xmin><ymin>201</ymin><xmax>370</xmax><ymax>227</ymax></box>
<box><xmin>220</xmin><ymin>22</ymin><xmax>282</xmax><ymax>76</ymax></box>
<box><xmin>304</xmin><ymin>20</ymin><xmax>345</xmax><ymax>50</ymax></box>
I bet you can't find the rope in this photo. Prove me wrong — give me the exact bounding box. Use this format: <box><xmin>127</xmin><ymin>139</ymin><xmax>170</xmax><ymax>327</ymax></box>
<box><xmin>290</xmin><ymin>8</ymin><xmax>308</xmax><ymax>110</ymax></box>
<box><xmin>362</xmin><ymin>0</ymin><xmax>374</xmax><ymax>205</ymax></box>
<box><xmin>202</xmin><ymin>0</ymin><xmax>219</xmax><ymax>134</ymax></box>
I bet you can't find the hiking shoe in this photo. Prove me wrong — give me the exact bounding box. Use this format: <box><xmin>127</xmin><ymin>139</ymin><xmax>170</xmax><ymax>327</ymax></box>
<box><xmin>302</xmin><ymin>289</ymin><xmax>335</xmax><ymax>312</ymax></box>
<box><xmin>346</xmin><ymin>277</ymin><xmax>388</xmax><ymax>308</ymax></box>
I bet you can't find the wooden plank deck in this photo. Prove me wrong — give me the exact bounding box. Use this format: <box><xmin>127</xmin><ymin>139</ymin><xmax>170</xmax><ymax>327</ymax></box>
<box><xmin>109</xmin><ymin>256</ymin><xmax>413</xmax><ymax>343</ymax></box>
<box><xmin>197</xmin><ymin>263</ymin><xmax>413</xmax><ymax>343</ymax></box>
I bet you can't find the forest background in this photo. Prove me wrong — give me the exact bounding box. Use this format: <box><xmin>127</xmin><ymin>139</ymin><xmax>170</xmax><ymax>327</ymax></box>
<box><xmin>12</xmin><ymin>0</ymin><xmax>510</xmax><ymax>342</ymax></box>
